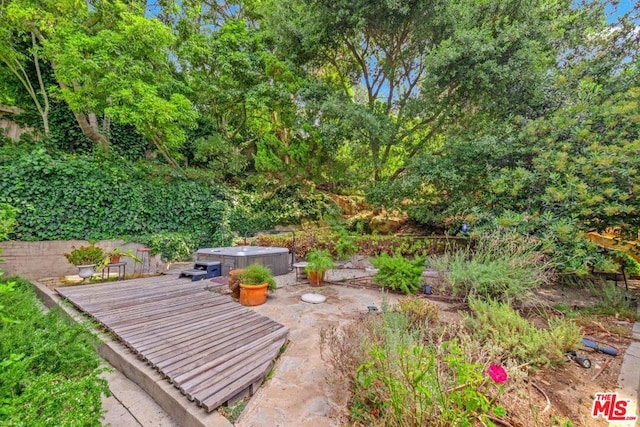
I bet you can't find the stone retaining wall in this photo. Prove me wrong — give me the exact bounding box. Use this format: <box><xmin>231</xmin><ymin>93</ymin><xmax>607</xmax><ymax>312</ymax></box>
<box><xmin>0</xmin><ymin>240</ymin><xmax>163</xmax><ymax>279</ymax></box>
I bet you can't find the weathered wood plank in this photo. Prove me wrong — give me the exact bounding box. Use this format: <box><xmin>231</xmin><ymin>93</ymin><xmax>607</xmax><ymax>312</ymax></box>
<box><xmin>199</xmin><ymin>339</ymin><xmax>286</xmax><ymax>410</ymax></box>
<box><xmin>153</xmin><ymin>321</ymin><xmax>283</xmax><ymax>373</ymax></box>
<box><xmin>92</xmin><ymin>293</ymin><xmax>219</xmax><ymax>322</ymax></box>
<box><xmin>133</xmin><ymin>310</ymin><xmax>263</xmax><ymax>354</ymax></box>
<box><xmin>56</xmin><ymin>275</ymin><xmax>180</xmax><ymax>296</ymax></box>
<box><xmin>100</xmin><ymin>297</ymin><xmax>233</xmax><ymax>328</ymax></box>
<box><xmin>175</xmin><ymin>328</ymin><xmax>289</xmax><ymax>387</ymax></box>
<box><xmin>81</xmin><ymin>287</ymin><xmax>205</xmax><ymax>312</ymax></box>
<box><xmin>189</xmin><ymin>337</ymin><xmax>286</xmax><ymax>403</ymax></box>
<box><xmin>56</xmin><ymin>274</ymin><xmax>288</xmax><ymax>412</ymax></box>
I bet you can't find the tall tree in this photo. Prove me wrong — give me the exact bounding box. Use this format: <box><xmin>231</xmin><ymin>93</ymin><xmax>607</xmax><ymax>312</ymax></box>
<box><xmin>160</xmin><ymin>0</ymin><xmax>311</xmax><ymax>180</ymax></box>
<box><xmin>266</xmin><ymin>0</ymin><xmax>581</xmax><ymax>183</ymax></box>
<box><xmin>369</xmin><ymin>3</ymin><xmax>640</xmax><ymax>273</ymax></box>
<box><xmin>0</xmin><ymin>18</ymin><xmax>50</xmax><ymax>135</ymax></box>
<box><xmin>2</xmin><ymin>0</ymin><xmax>195</xmax><ymax>166</ymax></box>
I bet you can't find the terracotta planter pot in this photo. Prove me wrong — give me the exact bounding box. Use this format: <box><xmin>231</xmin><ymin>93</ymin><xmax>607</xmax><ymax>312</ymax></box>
<box><xmin>307</xmin><ymin>270</ymin><xmax>325</xmax><ymax>287</ymax></box>
<box><xmin>109</xmin><ymin>255</ymin><xmax>121</xmax><ymax>264</ymax></box>
<box><xmin>239</xmin><ymin>282</ymin><xmax>268</xmax><ymax>306</ymax></box>
<box><xmin>228</xmin><ymin>269</ymin><xmax>243</xmax><ymax>299</ymax></box>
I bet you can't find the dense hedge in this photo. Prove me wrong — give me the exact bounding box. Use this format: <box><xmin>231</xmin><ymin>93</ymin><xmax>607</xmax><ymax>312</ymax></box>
<box><xmin>0</xmin><ymin>148</ymin><xmax>337</xmax><ymax>249</ymax></box>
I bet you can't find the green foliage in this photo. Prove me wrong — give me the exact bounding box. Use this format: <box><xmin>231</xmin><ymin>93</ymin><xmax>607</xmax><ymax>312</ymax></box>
<box><xmin>250</xmin><ymin>229</ymin><xmax>464</xmax><ymax>260</ymax></box>
<box><xmin>465</xmin><ymin>299</ymin><xmax>582</xmax><ymax>367</ymax></box>
<box><xmin>619</xmin><ymin>252</ymin><xmax>640</xmax><ymax>276</ymax></box>
<box><xmin>0</xmin><ymin>203</ymin><xmax>17</xmax><ymax>250</ymax></box>
<box><xmin>371</xmin><ymin>254</ymin><xmax>425</xmax><ymax>295</ymax></box>
<box><xmin>188</xmin><ymin>134</ymin><xmax>247</xmax><ymax>180</ymax></box>
<box><xmin>592</xmin><ymin>282</ymin><xmax>635</xmax><ymax>312</ymax></box>
<box><xmin>4</xmin><ymin>0</ymin><xmax>196</xmax><ymax>163</ymax></box>
<box><xmin>0</xmin><ymin>277</ymin><xmax>109</xmax><ymax>425</ymax></box>
<box><xmin>375</xmin><ymin>58</ymin><xmax>640</xmax><ymax>276</ymax></box>
<box><xmin>268</xmin><ymin>0</ymin><xmax>579</xmax><ymax>183</ymax></box>
<box><xmin>138</xmin><ymin>232</ymin><xmax>197</xmax><ymax>263</ymax></box>
<box><xmin>64</xmin><ymin>243</ymin><xmax>106</xmax><ymax>266</ymax></box>
<box><xmin>0</xmin><ymin>149</ymin><xmax>335</xmax><ymax>247</ymax></box>
<box><xmin>436</xmin><ymin>231</ymin><xmax>554</xmax><ymax>304</ymax></box>
<box><xmin>237</xmin><ymin>263</ymin><xmax>276</xmax><ymax>290</ymax></box>
<box><xmin>322</xmin><ymin>305</ymin><xmax>505</xmax><ymax>426</ymax></box>
<box><xmin>334</xmin><ymin>229</ymin><xmax>358</xmax><ymax>260</ymax></box>
<box><xmin>305</xmin><ymin>249</ymin><xmax>335</xmax><ymax>274</ymax></box>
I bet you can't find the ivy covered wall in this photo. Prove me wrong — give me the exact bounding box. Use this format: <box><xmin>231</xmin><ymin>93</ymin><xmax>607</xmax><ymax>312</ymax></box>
<box><xmin>0</xmin><ymin>148</ymin><xmax>337</xmax><ymax>250</ymax></box>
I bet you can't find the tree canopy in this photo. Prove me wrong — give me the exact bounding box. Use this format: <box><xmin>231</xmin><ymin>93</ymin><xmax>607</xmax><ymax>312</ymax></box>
<box><xmin>0</xmin><ymin>0</ymin><xmax>638</xmax><ymax>272</ymax></box>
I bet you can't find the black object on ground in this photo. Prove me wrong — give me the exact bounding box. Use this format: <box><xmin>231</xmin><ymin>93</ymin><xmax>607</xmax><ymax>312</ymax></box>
<box><xmin>179</xmin><ymin>261</ymin><xmax>222</xmax><ymax>281</ymax></box>
<box><xmin>567</xmin><ymin>350</ymin><xmax>592</xmax><ymax>369</ymax></box>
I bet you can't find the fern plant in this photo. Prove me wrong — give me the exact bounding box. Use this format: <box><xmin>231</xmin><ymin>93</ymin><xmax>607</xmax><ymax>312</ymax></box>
<box><xmin>371</xmin><ymin>254</ymin><xmax>425</xmax><ymax>294</ymax></box>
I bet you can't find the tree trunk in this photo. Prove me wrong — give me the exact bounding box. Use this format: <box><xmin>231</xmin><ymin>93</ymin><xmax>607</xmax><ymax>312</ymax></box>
<box><xmin>88</xmin><ymin>113</ymin><xmax>99</xmax><ymax>132</ymax></box>
<box><xmin>32</xmin><ymin>31</ymin><xmax>49</xmax><ymax>135</ymax></box>
<box><xmin>74</xmin><ymin>111</ymin><xmax>110</xmax><ymax>149</ymax></box>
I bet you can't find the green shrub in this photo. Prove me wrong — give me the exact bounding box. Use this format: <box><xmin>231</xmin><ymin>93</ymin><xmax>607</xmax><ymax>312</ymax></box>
<box><xmin>139</xmin><ymin>232</ymin><xmax>197</xmax><ymax>262</ymax></box>
<box><xmin>465</xmin><ymin>299</ymin><xmax>582</xmax><ymax>367</ymax></box>
<box><xmin>322</xmin><ymin>306</ymin><xmax>506</xmax><ymax>426</ymax></box>
<box><xmin>438</xmin><ymin>231</ymin><xmax>554</xmax><ymax>303</ymax></box>
<box><xmin>371</xmin><ymin>254</ymin><xmax>425</xmax><ymax>294</ymax></box>
<box><xmin>335</xmin><ymin>229</ymin><xmax>358</xmax><ymax>260</ymax></box>
<box><xmin>0</xmin><ymin>277</ymin><xmax>109</xmax><ymax>425</ymax></box>
<box><xmin>593</xmin><ymin>282</ymin><xmax>635</xmax><ymax>311</ymax></box>
<box><xmin>620</xmin><ymin>252</ymin><xmax>640</xmax><ymax>276</ymax></box>
<box><xmin>0</xmin><ymin>150</ymin><xmax>337</xmax><ymax>244</ymax></box>
<box><xmin>0</xmin><ymin>203</ymin><xmax>17</xmax><ymax>240</ymax></box>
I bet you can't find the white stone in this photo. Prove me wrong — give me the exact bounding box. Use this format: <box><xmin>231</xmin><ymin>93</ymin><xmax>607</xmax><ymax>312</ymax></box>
<box><xmin>301</xmin><ymin>293</ymin><xmax>326</xmax><ymax>304</ymax></box>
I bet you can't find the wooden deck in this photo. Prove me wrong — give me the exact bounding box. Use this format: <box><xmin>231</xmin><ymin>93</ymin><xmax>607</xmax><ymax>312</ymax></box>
<box><xmin>56</xmin><ymin>275</ymin><xmax>288</xmax><ymax>412</ymax></box>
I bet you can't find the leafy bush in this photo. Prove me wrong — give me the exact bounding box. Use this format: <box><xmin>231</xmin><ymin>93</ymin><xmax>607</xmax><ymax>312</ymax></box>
<box><xmin>619</xmin><ymin>252</ymin><xmax>640</xmax><ymax>276</ymax></box>
<box><xmin>0</xmin><ymin>203</ymin><xmax>17</xmax><ymax>240</ymax></box>
<box><xmin>139</xmin><ymin>232</ymin><xmax>197</xmax><ymax>262</ymax></box>
<box><xmin>371</xmin><ymin>254</ymin><xmax>425</xmax><ymax>294</ymax></box>
<box><xmin>335</xmin><ymin>229</ymin><xmax>358</xmax><ymax>260</ymax></box>
<box><xmin>0</xmin><ymin>277</ymin><xmax>109</xmax><ymax>425</ymax></box>
<box><xmin>592</xmin><ymin>282</ymin><xmax>635</xmax><ymax>312</ymax></box>
<box><xmin>465</xmin><ymin>299</ymin><xmax>582</xmax><ymax>367</ymax></box>
<box><xmin>436</xmin><ymin>231</ymin><xmax>554</xmax><ymax>303</ymax></box>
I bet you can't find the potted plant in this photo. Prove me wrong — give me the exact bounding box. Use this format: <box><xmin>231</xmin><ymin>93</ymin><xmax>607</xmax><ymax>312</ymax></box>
<box><xmin>305</xmin><ymin>249</ymin><xmax>335</xmax><ymax>286</ymax></box>
<box><xmin>237</xmin><ymin>264</ymin><xmax>277</xmax><ymax>306</ymax></box>
<box><xmin>64</xmin><ymin>243</ymin><xmax>106</xmax><ymax>281</ymax></box>
<box><xmin>100</xmin><ymin>248</ymin><xmax>142</xmax><ymax>268</ymax></box>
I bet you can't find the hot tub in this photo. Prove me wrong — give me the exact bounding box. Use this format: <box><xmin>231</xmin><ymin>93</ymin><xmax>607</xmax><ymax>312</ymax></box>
<box><xmin>196</xmin><ymin>246</ymin><xmax>291</xmax><ymax>276</ymax></box>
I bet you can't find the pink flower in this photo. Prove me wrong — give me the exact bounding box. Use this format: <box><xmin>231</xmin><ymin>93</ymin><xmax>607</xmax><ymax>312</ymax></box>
<box><xmin>488</xmin><ymin>364</ymin><xmax>508</xmax><ymax>384</ymax></box>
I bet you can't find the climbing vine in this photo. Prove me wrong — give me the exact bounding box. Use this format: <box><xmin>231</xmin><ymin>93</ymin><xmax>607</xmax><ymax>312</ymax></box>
<box><xmin>0</xmin><ymin>148</ymin><xmax>336</xmax><ymax>247</ymax></box>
